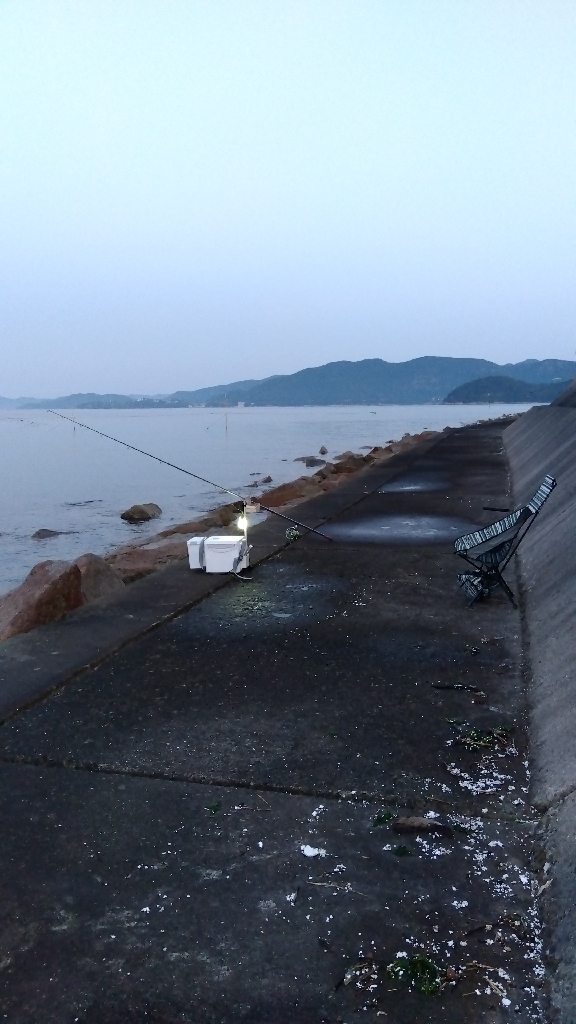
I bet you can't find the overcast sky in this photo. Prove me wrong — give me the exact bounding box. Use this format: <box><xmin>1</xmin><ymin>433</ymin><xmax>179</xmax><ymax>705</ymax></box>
<box><xmin>1</xmin><ymin>1</ymin><xmax>575</xmax><ymax>397</ymax></box>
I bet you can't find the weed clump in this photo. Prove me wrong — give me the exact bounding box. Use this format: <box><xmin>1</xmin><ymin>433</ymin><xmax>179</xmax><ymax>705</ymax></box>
<box><xmin>386</xmin><ymin>953</ymin><xmax>442</xmax><ymax>995</ymax></box>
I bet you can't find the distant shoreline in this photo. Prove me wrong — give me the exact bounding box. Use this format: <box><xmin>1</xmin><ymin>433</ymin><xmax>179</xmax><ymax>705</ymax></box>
<box><xmin>2</xmin><ymin>354</ymin><xmax>574</xmax><ymax>410</ymax></box>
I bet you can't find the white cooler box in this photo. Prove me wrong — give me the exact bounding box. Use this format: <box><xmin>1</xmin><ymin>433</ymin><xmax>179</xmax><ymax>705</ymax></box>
<box><xmin>203</xmin><ymin>535</ymin><xmax>249</xmax><ymax>574</ymax></box>
<box><xmin>187</xmin><ymin>536</ymin><xmax>205</xmax><ymax>570</ymax></box>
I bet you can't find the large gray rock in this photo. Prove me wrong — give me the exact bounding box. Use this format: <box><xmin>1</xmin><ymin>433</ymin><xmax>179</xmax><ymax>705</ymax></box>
<box><xmin>0</xmin><ymin>560</ymin><xmax>83</xmax><ymax>642</ymax></box>
<box><xmin>294</xmin><ymin>456</ymin><xmax>326</xmax><ymax>467</ymax></box>
<box><xmin>74</xmin><ymin>554</ymin><xmax>125</xmax><ymax>603</ymax></box>
<box><xmin>120</xmin><ymin>503</ymin><xmax>162</xmax><ymax>523</ymax></box>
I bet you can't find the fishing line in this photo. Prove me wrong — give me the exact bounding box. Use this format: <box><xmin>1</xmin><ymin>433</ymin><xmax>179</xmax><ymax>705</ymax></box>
<box><xmin>48</xmin><ymin>410</ymin><xmax>332</xmax><ymax>541</ymax></box>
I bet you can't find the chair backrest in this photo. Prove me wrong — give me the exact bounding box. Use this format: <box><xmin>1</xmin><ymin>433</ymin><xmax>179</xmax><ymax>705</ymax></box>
<box><xmin>454</xmin><ymin>508</ymin><xmax>527</xmax><ymax>557</ymax></box>
<box><xmin>454</xmin><ymin>474</ymin><xmax>556</xmax><ymax>565</ymax></box>
<box><xmin>526</xmin><ymin>474</ymin><xmax>556</xmax><ymax>513</ymax></box>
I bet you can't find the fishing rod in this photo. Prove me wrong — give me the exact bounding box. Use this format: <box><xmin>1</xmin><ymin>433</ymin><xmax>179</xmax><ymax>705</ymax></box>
<box><xmin>48</xmin><ymin>410</ymin><xmax>332</xmax><ymax>541</ymax></box>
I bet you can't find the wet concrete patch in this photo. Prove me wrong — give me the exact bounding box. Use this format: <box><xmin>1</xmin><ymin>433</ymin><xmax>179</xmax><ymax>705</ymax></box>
<box><xmin>321</xmin><ymin>514</ymin><xmax>478</xmax><ymax>544</ymax></box>
<box><xmin>173</xmin><ymin>561</ymin><xmax>346</xmax><ymax>640</ymax></box>
<box><xmin>379</xmin><ymin>471</ymin><xmax>451</xmax><ymax>493</ymax></box>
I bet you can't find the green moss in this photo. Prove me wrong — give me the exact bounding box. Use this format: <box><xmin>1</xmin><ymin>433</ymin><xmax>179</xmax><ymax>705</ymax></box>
<box><xmin>392</xmin><ymin>844</ymin><xmax>411</xmax><ymax>857</ymax></box>
<box><xmin>372</xmin><ymin>811</ymin><xmax>395</xmax><ymax>826</ymax></box>
<box><xmin>386</xmin><ymin>954</ymin><xmax>442</xmax><ymax>995</ymax></box>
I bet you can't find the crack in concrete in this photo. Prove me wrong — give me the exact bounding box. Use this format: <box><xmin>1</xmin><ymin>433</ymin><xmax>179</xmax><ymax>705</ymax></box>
<box><xmin>0</xmin><ymin>751</ymin><xmax>440</xmax><ymax>804</ymax></box>
<box><xmin>0</xmin><ymin>752</ymin><xmax>534</xmax><ymax>823</ymax></box>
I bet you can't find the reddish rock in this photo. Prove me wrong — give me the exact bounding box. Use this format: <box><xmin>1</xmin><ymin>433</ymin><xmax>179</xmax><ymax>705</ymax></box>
<box><xmin>388</xmin><ymin>436</ymin><xmax>419</xmax><ymax>454</ymax></box>
<box><xmin>159</xmin><ymin>516</ymin><xmax>215</xmax><ymax>538</ymax></box>
<box><xmin>312</xmin><ymin>462</ymin><xmax>336</xmax><ymax>481</ymax></box>
<box><xmin>208</xmin><ymin>504</ymin><xmax>237</xmax><ymax>527</ymax></box>
<box><xmin>106</xmin><ymin>535</ymin><xmax>188</xmax><ymax>583</ymax></box>
<box><xmin>369</xmin><ymin>445</ymin><xmax>394</xmax><ymax>459</ymax></box>
<box><xmin>393</xmin><ymin>816</ymin><xmax>453</xmax><ymax>836</ymax></box>
<box><xmin>333</xmin><ymin>454</ymin><xmax>367</xmax><ymax>474</ymax></box>
<box><xmin>259</xmin><ymin>476</ymin><xmax>322</xmax><ymax>508</ymax></box>
<box><xmin>0</xmin><ymin>560</ymin><xmax>83</xmax><ymax>642</ymax></box>
<box><xmin>74</xmin><ymin>554</ymin><xmax>125</xmax><ymax>603</ymax></box>
<box><xmin>157</xmin><ymin>504</ymin><xmax>237</xmax><ymax>540</ymax></box>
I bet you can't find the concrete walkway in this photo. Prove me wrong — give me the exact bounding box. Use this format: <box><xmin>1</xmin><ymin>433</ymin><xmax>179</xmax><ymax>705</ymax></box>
<box><xmin>0</xmin><ymin>423</ymin><xmax>545</xmax><ymax>1023</ymax></box>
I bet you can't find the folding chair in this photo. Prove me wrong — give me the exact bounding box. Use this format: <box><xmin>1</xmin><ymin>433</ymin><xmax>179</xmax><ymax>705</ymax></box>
<box><xmin>454</xmin><ymin>475</ymin><xmax>556</xmax><ymax>608</ymax></box>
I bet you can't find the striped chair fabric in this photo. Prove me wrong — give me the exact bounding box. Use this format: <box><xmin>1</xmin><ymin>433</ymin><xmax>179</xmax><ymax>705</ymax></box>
<box><xmin>454</xmin><ymin>474</ymin><xmax>556</xmax><ymax>605</ymax></box>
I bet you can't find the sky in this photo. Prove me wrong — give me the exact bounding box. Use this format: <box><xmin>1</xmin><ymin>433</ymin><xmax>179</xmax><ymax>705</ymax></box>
<box><xmin>1</xmin><ymin>1</ymin><xmax>576</xmax><ymax>398</ymax></box>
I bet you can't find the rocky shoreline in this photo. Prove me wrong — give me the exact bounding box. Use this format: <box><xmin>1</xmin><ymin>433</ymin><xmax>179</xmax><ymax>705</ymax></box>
<box><xmin>104</xmin><ymin>430</ymin><xmax>443</xmax><ymax>582</ymax></box>
<box><xmin>0</xmin><ymin>427</ymin><xmax>447</xmax><ymax>641</ymax></box>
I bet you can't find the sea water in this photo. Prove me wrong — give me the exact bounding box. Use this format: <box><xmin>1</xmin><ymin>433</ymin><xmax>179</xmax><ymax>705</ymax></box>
<box><xmin>0</xmin><ymin>404</ymin><xmax>532</xmax><ymax>595</ymax></box>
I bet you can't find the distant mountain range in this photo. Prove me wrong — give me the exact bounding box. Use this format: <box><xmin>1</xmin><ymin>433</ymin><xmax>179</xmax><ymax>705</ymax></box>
<box><xmin>0</xmin><ymin>378</ymin><xmax>275</xmax><ymax>410</ymax></box>
<box><xmin>1</xmin><ymin>357</ymin><xmax>575</xmax><ymax>409</ymax></box>
<box><xmin>443</xmin><ymin>375</ymin><xmax>571</xmax><ymax>404</ymax></box>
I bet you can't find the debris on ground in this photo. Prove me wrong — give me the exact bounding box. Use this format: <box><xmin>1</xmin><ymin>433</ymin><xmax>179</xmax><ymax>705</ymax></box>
<box><xmin>432</xmin><ymin>682</ymin><xmax>487</xmax><ymax>695</ymax></box>
<box><xmin>343</xmin><ymin>959</ymin><xmax>379</xmax><ymax>990</ymax></box>
<box><xmin>393</xmin><ymin>816</ymin><xmax>453</xmax><ymax>836</ymax></box>
<box><xmin>447</xmin><ymin>720</ymin><xmax>514</xmax><ymax>751</ymax></box>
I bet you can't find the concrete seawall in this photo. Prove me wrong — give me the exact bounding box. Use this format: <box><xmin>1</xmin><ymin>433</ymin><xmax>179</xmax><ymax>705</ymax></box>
<box><xmin>0</xmin><ymin>421</ymin><xmax>546</xmax><ymax>1022</ymax></box>
<box><xmin>504</xmin><ymin>405</ymin><xmax>576</xmax><ymax>1021</ymax></box>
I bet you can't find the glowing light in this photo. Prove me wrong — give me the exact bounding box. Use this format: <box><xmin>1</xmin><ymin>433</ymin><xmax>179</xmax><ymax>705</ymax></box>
<box><xmin>237</xmin><ymin>515</ymin><xmax>248</xmax><ymax>530</ymax></box>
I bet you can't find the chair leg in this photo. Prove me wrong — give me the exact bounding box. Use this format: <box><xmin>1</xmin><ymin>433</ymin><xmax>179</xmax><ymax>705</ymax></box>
<box><xmin>496</xmin><ymin>573</ymin><xmax>517</xmax><ymax>609</ymax></box>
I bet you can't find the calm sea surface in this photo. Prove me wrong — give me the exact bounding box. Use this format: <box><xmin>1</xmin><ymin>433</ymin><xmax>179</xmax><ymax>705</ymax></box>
<box><xmin>0</xmin><ymin>404</ymin><xmax>531</xmax><ymax>595</ymax></box>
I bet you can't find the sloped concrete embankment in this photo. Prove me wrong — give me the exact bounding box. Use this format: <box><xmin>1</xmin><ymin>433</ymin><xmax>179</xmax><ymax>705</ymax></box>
<box><xmin>504</xmin><ymin>404</ymin><xmax>576</xmax><ymax>1021</ymax></box>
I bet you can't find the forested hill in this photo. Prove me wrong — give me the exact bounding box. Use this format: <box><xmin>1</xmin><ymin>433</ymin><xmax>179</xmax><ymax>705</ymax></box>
<box><xmin>4</xmin><ymin>356</ymin><xmax>575</xmax><ymax>409</ymax></box>
<box><xmin>205</xmin><ymin>357</ymin><xmax>576</xmax><ymax>406</ymax></box>
<box><xmin>443</xmin><ymin>376</ymin><xmax>571</xmax><ymax>404</ymax></box>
